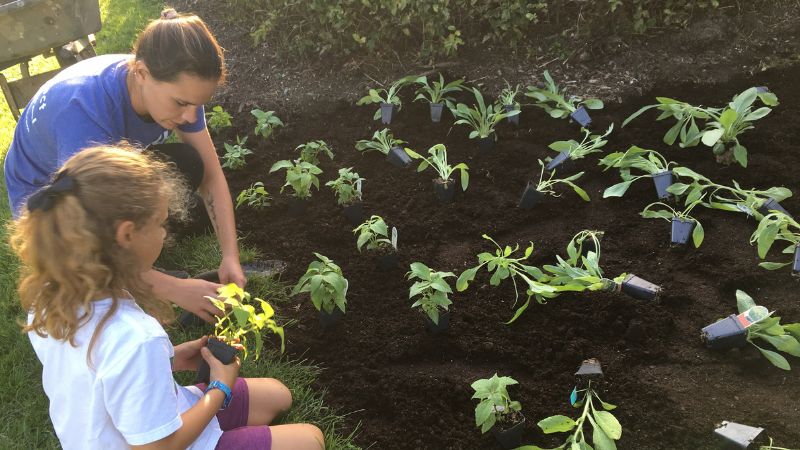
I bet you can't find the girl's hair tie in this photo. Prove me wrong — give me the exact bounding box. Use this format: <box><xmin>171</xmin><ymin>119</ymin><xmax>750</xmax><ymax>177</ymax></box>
<box><xmin>160</xmin><ymin>9</ymin><xmax>179</xmax><ymax>20</ymax></box>
<box><xmin>27</xmin><ymin>173</ymin><xmax>77</xmax><ymax>212</ymax></box>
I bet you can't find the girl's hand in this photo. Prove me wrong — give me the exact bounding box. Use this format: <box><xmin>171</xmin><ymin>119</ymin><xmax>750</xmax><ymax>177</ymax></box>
<box><xmin>200</xmin><ymin>346</ymin><xmax>240</xmax><ymax>388</ymax></box>
<box><xmin>218</xmin><ymin>256</ymin><xmax>246</xmax><ymax>288</ymax></box>
<box><xmin>172</xmin><ymin>336</ymin><xmax>208</xmax><ymax>372</ymax></box>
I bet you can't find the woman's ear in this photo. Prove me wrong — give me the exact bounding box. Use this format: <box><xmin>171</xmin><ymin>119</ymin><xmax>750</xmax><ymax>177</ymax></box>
<box><xmin>115</xmin><ymin>220</ymin><xmax>136</xmax><ymax>249</ymax></box>
<box><xmin>131</xmin><ymin>60</ymin><xmax>149</xmax><ymax>81</ymax></box>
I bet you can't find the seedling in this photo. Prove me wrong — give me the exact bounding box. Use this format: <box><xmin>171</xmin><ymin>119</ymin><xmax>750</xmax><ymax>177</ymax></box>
<box><xmin>406</xmin><ymin>262</ymin><xmax>456</xmax><ymax>328</ymax></box>
<box><xmin>235</xmin><ymin>181</ymin><xmax>271</xmax><ymax>210</ymax></box>
<box><xmin>497</xmin><ymin>81</ymin><xmax>522</xmax><ymax>125</ymax></box>
<box><xmin>292</xmin><ymin>253</ymin><xmax>349</xmax><ymax>320</ymax></box>
<box><xmin>525</xmin><ymin>70</ymin><xmax>603</xmax><ymax>127</ymax></box>
<box><xmin>640</xmin><ymin>198</ymin><xmax>705</xmax><ymax>247</ymax></box>
<box><xmin>405</xmin><ymin>144</ymin><xmax>469</xmax><ymax>203</ymax></box>
<box><xmin>205</xmin><ymin>105</ymin><xmax>232</xmax><ymax>133</ymax></box>
<box><xmin>221</xmin><ymin>136</ymin><xmax>252</xmax><ymax>170</ymax></box>
<box><xmin>599</xmin><ymin>146</ymin><xmax>678</xmax><ymax>199</ymax></box>
<box><xmin>357</xmin><ymin>76</ymin><xmax>415</xmax><ymax>123</ymax></box>
<box><xmin>355</xmin><ymin>128</ymin><xmax>412</xmax><ymax>167</ymax></box>
<box><xmin>539</xmin><ymin>232</ymin><xmax>625</xmax><ymax>297</ymax></box>
<box><xmin>450</xmin><ymin>87</ymin><xmax>518</xmax><ymax>148</ymax></box>
<box><xmin>251</xmin><ymin>109</ymin><xmax>284</xmax><ymax>140</ymax></box>
<box><xmin>471</xmin><ymin>374</ymin><xmax>525</xmax><ymax>449</ymax></box>
<box><xmin>325</xmin><ymin>167</ymin><xmax>364</xmax><ymax>206</ymax></box>
<box><xmin>749</xmin><ymin>211</ymin><xmax>800</xmax><ymax>271</ymax></box>
<box><xmin>519</xmin><ymin>160</ymin><xmax>589</xmax><ymax>209</ymax></box>
<box><xmin>296</xmin><ymin>140</ymin><xmax>334</xmax><ymax>165</ymax></box>
<box><xmin>354</xmin><ymin>215</ymin><xmax>399</xmax><ymax>270</ymax></box>
<box><xmin>413</xmin><ymin>73</ymin><xmax>465</xmax><ymax>123</ymax></box>
<box><xmin>546</xmin><ymin>124</ymin><xmax>613</xmax><ymax>172</ymax></box>
<box><xmin>269</xmin><ymin>159</ymin><xmax>322</xmax><ymax>199</ymax></box>
<box><xmin>622</xmin><ymin>96</ymin><xmax>712</xmax><ymax>148</ymax></box>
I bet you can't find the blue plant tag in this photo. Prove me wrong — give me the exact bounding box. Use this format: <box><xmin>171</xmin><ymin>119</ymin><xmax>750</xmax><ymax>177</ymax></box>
<box><xmin>570</xmin><ymin>386</ymin><xmax>578</xmax><ymax>406</ymax></box>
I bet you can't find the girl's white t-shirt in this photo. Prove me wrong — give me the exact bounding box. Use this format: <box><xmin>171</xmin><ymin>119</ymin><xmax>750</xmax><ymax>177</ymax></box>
<box><xmin>27</xmin><ymin>297</ymin><xmax>223</xmax><ymax>450</ymax></box>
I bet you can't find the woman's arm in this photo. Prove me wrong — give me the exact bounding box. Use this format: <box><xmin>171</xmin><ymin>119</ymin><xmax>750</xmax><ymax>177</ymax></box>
<box><xmin>142</xmin><ymin>269</ymin><xmax>222</xmax><ymax>322</ymax></box>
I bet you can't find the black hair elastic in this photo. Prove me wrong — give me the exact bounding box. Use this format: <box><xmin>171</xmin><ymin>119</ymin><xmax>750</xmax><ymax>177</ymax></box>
<box><xmin>27</xmin><ymin>173</ymin><xmax>77</xmax><ymax>212</ymax></box>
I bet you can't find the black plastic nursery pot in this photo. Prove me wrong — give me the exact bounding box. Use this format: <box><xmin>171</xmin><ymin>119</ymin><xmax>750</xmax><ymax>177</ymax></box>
<box><xmin>757</xmin><ymin>197</ymin><xmax>791</xmax><ymax>217</ymax></box>
<box><xmin>793</xmin><ymin>245</ymin><xmax>800</xmax><ymax>275</ymax></box>
<box><xmin>491</xmin><ymin>415</ymin><xmax>526</xmax><ymax>450</ymax></box>
<box><xmin>517</xmin><ymin>182</ymin><xmax>543</xmax><ymax>209</ymax></box>
<box><xmin>317</xmin><ymin>307</ymin><xmax>344</xmax><ymax>329</ymax></box>
<box><xmin>701</xmin><ymin>314</ymin><xmax>747</xmax><ymax>350</ymax></box>
<box><xmin>433</xmin><ymin>178</ymin><xmax>456</xmax><ymax>203</ymax></box>
<box><xmin>620</xmin><ymin>274</ymin><xmax>662</xmax><ymax>301</ymax></box>
<box><xmin>545</xmin><ymin>150</ymin><xmax>571</xmax><ymax>173</ymax></box>
<box><xmin>570</xmin><ymin>106</ymin><xmax>592</xmax><ymax>127</ymax></box>
<box><xmin>575</xmin><ymin>358</ymin><xmax>604</xmax><ymax>388</ymax></box>
<box><xmin>387</xmin><ymin>146</ymin><xmax>413</xmax><ymax>168</ymax></box>
<box><xmin>423</xmin><ymin>310</ymin><xmax>450</xmax><ymax>334</ymax></box>
<box><xmin>429</xmin><ymin>103</ymin><xmax>444</xmax><ymax>123</ymax></box>
<box><xmin>477</xmin><ymin>135</ymin><xmax>495</xmax><ymax>154</ymax></box>
<box><xmin>378</xmin><ymin>252</ymin><xmax>399</xmax><ymax>271</ymax></box>
<box><xmin>342</xmin><ymin>202</ymin><xmax>364</xmax><ymax>226</ymax></box>
<box><xmin>652</xmin><ymin>170</ymin><xmax>673</xmax><ymax>199</ymax></box>
<box><xmin>503</xmin><ymin>105</ymin><xmax>520</xmax><ymax>125</ymax></box>
<box><xmin>380</xmin><ymin>102</ymin><xmax>394</xmax><ymax>124</ymax></box>
<box><xmin>196</xmin><ymin>337</ymin><xmax>239</xmax><ymax>384</ymax></box>
<box><xmin>670</xmin><ymin>217</ymin><xmax>696</xmax><ymax>245</ymax></box>
<box><xmin>714</xmin><ymin>421</ymin><xmax>768</xmax><ymax>449</ymax></box>
<box><xmin>287</xmin><ymin>197</ymin><xmax>309</xmax><ymax>216</ymax></box>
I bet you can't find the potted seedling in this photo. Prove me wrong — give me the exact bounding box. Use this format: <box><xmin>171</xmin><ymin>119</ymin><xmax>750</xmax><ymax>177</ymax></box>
<box><xmin>197</xmin><ymin>283</ymin><xmax>285</xmax><ymax>384</ymax></box>
<box><xmin>292</xmin><ymin>253</ymin><xmax>348</xmax><ymax>329</ymax></box>
<box><xmin>355</xmin><ymin>128</ymin><xmax>412</xmax><ymax>168</ymax></box>
<box><xmin>296</xmin><ymin>140</ymin><xmax>334</xmax><ymax>165</ymax></box>
<box><xmin>405</xmin><ymin>144</ymin><xmax>469</xmax><ymax>203</ymax></box>
<box><xmin>519</xmin><ymin>160</ymin><xmax>589</xmax><ymax>209</ymax></box>
<box><xmin>406</xmin><ymin>262</ymin><xmax>456</xmax><ymax>334</ymax></box>
<box><xmin>356</xmin><ymin>75</ymin><xmax>415</xmax><ymax>124</ymax></box>
<box><xmin>622</xmin><ymin>96</ymin><xmax>712</xmax><ymax>148</ymax></box>
<box><xmin>749</xmin><ymin>211</ymin><xmax>800</xmax><ymax>273</ymax></box>
<box><xmin>325</xmin><ymin>167</ymin><xmax>365</xmax><ymax>226</ymax></box>
<box><xmin>205</xmin><ymin>105</ymin><xmax>232</xmax><ymax>134</ymax></box>
<box><xmin>701</xmin><ymin>290</ymin><xmax>800</xmax><ymax>370</ymax></box>
<box><xmin>497</xmin><ymin>81</ymin><xmax>522</xmax><ymax>125</ymax></box>
<box><xmin>251</xmin><ymin>108</ymin><xmax>284</xmax><ymax>140</ymax></box>
<box><xmin>599</xmin><ymin>146</ymin><xmax>678</xmax><ymax>200</ymax></box>
<box><xmin>269</xmin><ymin>158</ymin><xmax>323</xmax><ymax>215</ymax></box>
<box><xmin>471</xmin><ymin>374</ymin><xmax>525</xmax><ymax>449</ymax></box>
<box><xmin>221</xmin><ymin>136</ymin><xmax>252</xmax><ymax>170</ymax></box>
<box><xmin>413</xmin><ymin>73</ymin><xmax>464</xmax><ymax>123</ymax></box>
<box><xmin>640</xmin><ymin>198</ymin><xmax>705</xmax><ymax>247</ymax></box>
<box><xmin>450</xmin><ymin>87</ymin><xmax>518</xmax><ymax>153</ymax></box>
<box><xmin>525</xmin><ymin>70</ymin><xmax>603</xmax><ymax>127</ymax></box>
<box><xmin>354</xmin><ymin>215</ymin><xmax>399</xmax><ymax>270</ymax></box>
<box><xmin>546</xmin><ymin>124</ymin><xmax>613</xmax><ymax>173</ymax></box>
<box><xmin>235</xmin><ymin>182</ymin><xmax>271</xmax><ymax>210</ymax></box>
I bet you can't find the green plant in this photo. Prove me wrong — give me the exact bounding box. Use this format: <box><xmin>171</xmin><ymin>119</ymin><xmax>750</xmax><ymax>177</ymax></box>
<box><xmin>325</xmin><ymin>167</ymin><xmax>364</xmax><ymax>206</ymax></box>
<box><xmin>599</xmin><ymin>146</ymin><xmax>677</xmax><ymax>198</ymax></box>
<box><xmin>622</xmin><ymin>96</ymin><xmax>712</xmax><ymax>148</ymax></box>
<box><xmin>732</xmin><ymin>290</ymin><xmax>800</xmax><ymax>370</ymax></box>
<box><xmin>353</xmin><ymin>215</ymin><xmax>398</xmax><ymax>253</ymax></box>
<box><xmin>355</xmin><ymin>128</ymin><xmax>405</xmax><ymax>156</ymax></box>
<box><xmin>531</xmin><ymin>160</ymin><xmax>590</xmax><ymax>201</ymax></box>
<box><xmin>292</xmin><ymin>253</ymin><xmax>349</xmax><ymax>314</ymax></box>
<box><xmin>497</xmin><ymin>81</ymin><xmax>522</xmax><ymax>108</ymax></box>
<box><xmin>640</xmin><ymin>199</ymin><xmax>705</xmax><ymax>247</ymax></box>
<box><xmin>356</xmin><ymin>76</ymin><xmax>415</xmax><ymax>121</ymax></box>
<box><xmin>269</xmin><ymin>159</ymin><xmax>323</xmax><ymax>199</ymax></box>
<box><xmin>405</xmin><ymin>144</ymin><xmax>469</xmax><ymax>191</ymax></box>
<box><xmin>251</xmin><ymin>109</ymin><xmax>285</xmax><ymax>139</ymax></box>
<box><xmin>750</xmin><ymin>211</ymin><xmax>800</xmax><ymax>270</ymax></box>
<box><xmin>221</xmin><ymin>136</ymin><xmax>253</xmax><ymax>170</ymax></box>
<box><xmin>413</xmin><ymin>73</ymin><xmax>465</xmax><ymax>106</ymax></box>
<box><xmin>406</xmin><ymin>262</ymin><xmax>456</xmax><ymax>325</ymax></box>
<box><xmin>236</xmin><ymin>181</ymin><xmax>272</xmax><ymax>210</ymax></box>
<box><xmin>205</xmin><ymin>105</ymin><xmax>232</xmax><ymax>133</ymax></box>
<box><xmin>548</xmin><ymin>124</ymin><xmax>613</xmax><ymax>160</ymax></box>
<box><xmin>471</xmin><ymin>374</ymin><xmax>522</xmax><ymax>434</ymax></box>
<box><xmin>206</xmin><ymin>283</ymin><xmax>285</xmax><ymax>358</ymax></box>
<box><xmin>759</xmin><ymin>437</ymin><xmax>799</xmax><ymax>450</ymax></box>
<box><xmin>525</xmin><ymin>70</ymin><xmax>603</xmax><ymax>119</ymax></box>
<box><xmin>450</xmin><ymin>87</ymin><xmax>516</xmax><ymax>140</ymax></box>
<box><xmin>296</xmin><ymin>140</ymin><xmax>334</xmax><ymax>165</ymax></box>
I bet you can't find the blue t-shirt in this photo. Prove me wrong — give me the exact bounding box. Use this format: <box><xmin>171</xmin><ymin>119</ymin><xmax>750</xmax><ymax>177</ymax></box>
<box><xmin>3</xmin><ymin>54</ymin><xmax>206</xmax><ymax>217</ymax></box>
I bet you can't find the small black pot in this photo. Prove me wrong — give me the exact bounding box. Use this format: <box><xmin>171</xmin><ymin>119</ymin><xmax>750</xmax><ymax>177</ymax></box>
<box><xmin>652</xmin><ymin>170</ymin><xmax>673</xmax><ymax>199</ymax></box>
<box><xmin>287</xmin><ymin>197</ymin><xmax>309</xmax><ymax>216</ymax></box>
<box><xmin>701</xmin><ymin>315</ymin><xmax>747</xmax><ymax>350</ymax></box>
<box><xmin>318</xmin><ymin>307</ymin><xmax>344</xmax><ymax>329</ymax></box>
<box><xmin>430</xmin><ymin>103</ymin><xmax>444</xmax><ymax>123</ymax></box>
<box><xmin>570</xmin><ymin>106</ymin><xmax>592</xmax><ymax>127</ymax></box>
<box><xmin>387</xmin><ymin>146</ymin><xmax>413</xmax><ymax>168</ymax></box>
<box><xmin>477</xmin><ymin>135</ymin><xmax>495</xmax><ymax>154</ymax></box>
<box><xmin>574</xmin><ymin>358</ymin><xmax>604</xmax><ymax>388</ymax></box>
<box><xmin>620</xmin><ymin>274</ymin><xmax>662</xmax><ymax>301</ymax></box>
<box><xmin>491</xmin><ymin>415</ymin><xmax>526</xmax><ymax>450</ymax></box>
<box><xmin>545</xmin><ymin>151</ymin><xmax>571</xmax><ymax>173</ymax></box>
<box><xmin>342</xmin><ymin>202</ymin><xmax>364</xmax><ymax>226</ymax></box>
<box><xmin>713</xmin><ymin>421</ymin><xmax>767</xmax><ymax>449</ymax></box>
<box><xmin>504</xmin><ymin>105</ymin><xmax>520</xmax><ymax>125</ymax></box>
<box><xmin>380</xmin><ymin>102</ymin><xmax>394</xmax><ymax>124</ymax></box>
<box><xmin>758</xmin><ymin>197</ymin><xmax>791</xmax><ymax>217</ymax></box>
<box><xmin>378</xmin><ymin>252</ymin><xmax>398</xmax><ymax>271</ymax></box>
<box><xmin>423</xmin><ymin>310</ymin><xmax>450</xmax><ymax>334</ymax></box>
<box><xmin>518</xmin><ymin>183</ymin><xmax>543</xmax><ymax>209</ymax></box>
<box><xmin>671</xmin><ymin>218</ymin><xmax>696</xmax><ymax>245</ymax></box>
<box><xmin>433</xmin><ymin>178</ymin><xmax>456</xmax><ymax>203</ymax></box>
<box><xmin>755</xmin><ymin>86</ymin><xmax>770</xmax><ymax>93</ymax></box>
<box><xmin>793</xmin><ymin>245</ymin><xmax>800</xmax><ymax>275</ymax></box>
<box><xmin>196</xmin><ymin>337</ymin><xmax>239</xmax><ymax>384</ymax></box>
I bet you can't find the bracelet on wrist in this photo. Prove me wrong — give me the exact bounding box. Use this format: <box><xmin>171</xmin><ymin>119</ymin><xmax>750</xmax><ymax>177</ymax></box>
<box><xmin>204</xmin><ymin>380</ymin><xmax>232</xmax><ymax>410</ymax></box>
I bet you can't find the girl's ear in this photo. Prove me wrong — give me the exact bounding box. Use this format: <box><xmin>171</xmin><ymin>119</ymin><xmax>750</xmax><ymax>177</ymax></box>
<box><xmin>115</xmin><ymin>220</ymin><xmax>136</xmax><ymax>249</ymax></box>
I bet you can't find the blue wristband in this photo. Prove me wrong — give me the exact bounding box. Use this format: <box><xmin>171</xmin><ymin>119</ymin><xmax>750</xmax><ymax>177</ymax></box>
<box><xmin>205</xmin><ymin>380</ymin><xmax>232</xmax><ymax>410</ymax></box>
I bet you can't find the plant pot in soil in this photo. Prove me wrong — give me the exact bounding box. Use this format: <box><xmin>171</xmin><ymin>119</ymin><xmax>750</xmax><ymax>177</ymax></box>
<box><xmin>574</xmin><ymin>358</ymin><xmax>604</xmax><ymax>388</ymax></box>
<box><xmin>518</xmin><ymin>182</ymin><xmax>543</xmax><ymax>209</ymax></box>
<box><xmin>504</xmin><ymin>105</ymin><xmax>520</xmax><ymax>125</ymax></box>
<box><xmin>433</xmin><ymin>178</ymin><xmax>456</xmax><ymax>203</ymax></box>
<box><xmin>793</xmin><ymin>245</ymin><xmax>800</xmax><ymax>275</ymax></box>
<box><xmin>713</xmin><ymin>421</ymin><xmax>767</xmax><ymax>449</ymax></box>
<box><xmin>287</xmin><ymin>197</ymin><xmax>309</xmax><ymax>216</ymax></box>
<box><xmin>429</xmin><ymin>103</ymin><xmax>444</xmax><ymax>123</ymax></box>
<box><xmin>342</xmin><ymin>202</ymin><xmax>364</xmax><ymax>226</ymax></box>
<box><xmin>477</xmin><ymin>135</ymin><xmax>495</xmax><ymax>154</ymax></box>
<box><xmin>491</xmin><ymin>415</ymin><xmax>526</xmax><ymax>450</ymax></box>
<box><xmin>196</xmin><ymin>337</ymin><xmax>239</xmax><ymax>384</ymax></box>
<box><xmin>620</xmin><ymin>274</ymin><xmax>662</xmax><ymax>301</ymax></box>
<box><xmin>387</xmin><ymin>146</ymin><xmax>413</xmax><ymax>168</ymax></box>
<box><xmin>545</xmin><ymin>150</ymin><xmax>571</xmax><ymax>173</ymax></box>
<box><xmin>423</xmin><ymin>310</ymin><xmax>450</xmax><ymax>334</ymax></box>
<box><xmin>701</xmin><ymin>315</ymin><xmax>747</xmax><ymax>350</ymax></box>
<box><xmin>378</xmin><ymin>252</ymin><xmax>399</xmax><ymax>271</ymax></box>
<box><xmin>652</xmin><ymin>170</ymin><xmax>673</xmax><ymax>199</ymax></box>
<box><xmin>757</xmin><ymin>197</ymin><xmax>791</xmax><ymax>217</ymax></box>
<box><xmin>317</xmin><ymin>307</ymin><xmax>344</xmax><ymax>330</ymax></box>
<box><xmin>570</xmin><ymin>106</ymin><xmax>592</xmax><ymax>127</ymax></box>
<box><xmin>380</xmin><ymin>102</ymin><xmax>394</xmax><ymax>124</ymax></box>
<box><xmin>671</xmin><ymin>218</ymin><xmax>696</xmax><ymax>245</ymax></box>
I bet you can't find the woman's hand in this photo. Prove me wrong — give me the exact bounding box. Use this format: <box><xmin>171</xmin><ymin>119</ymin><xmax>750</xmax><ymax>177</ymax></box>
<box><xmin>218</xmin><ymin>256</ymin><xmax>246</xmax><ymax>288</ymax></box>
<box><xmin>172</xmin><ymin>336</ymin><xmax>208</xmax><ymax>372</ymax></box>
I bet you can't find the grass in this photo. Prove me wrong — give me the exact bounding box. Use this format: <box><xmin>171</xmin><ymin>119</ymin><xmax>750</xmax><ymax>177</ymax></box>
<box><xmin>0</xmin><ymin>0</ymin><xmax>359</xmax><ymax>447</ymax></box>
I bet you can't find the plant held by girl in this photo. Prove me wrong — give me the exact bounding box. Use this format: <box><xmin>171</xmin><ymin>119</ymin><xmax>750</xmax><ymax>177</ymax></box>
<box><xmin>356</xmin><ymin>76</ymin><xmax>415</xmax><ymax>122</ymax></box>
<box><xmin>750</xmin><ymin>211</ymin><xmax>800</xmax><ymax>270</ymax></box>
<box><xmin>530</xmin><ymin>160</ymin><xmax>590</xmax><ymax>202</ymax></box>
<box><xmin>292</xmin><ymin>253</ymin><xmax>349</xmax><ymax>315</ymax></box>
<box><xmin>221</xmin><ymin>136</ymin><xmax>252</xmax><ymax>170</ymax></box>
<box><xmin>599</xmin><ymin>146</ymin><xmax>677</xmax><ymax>198</ymax></box>
<box><xmin>414</xmin><ymin>73</ymin><xmax>465</xmax><ymax>108</ymax></box>
<box><xmin>640</xmin><ymin>198</ymin><xmax>705</xmax><ymax>247</ymax></box>
<box><xmin>730</xmin><ymin>290</ymin><xmax>800</xmax><ymax>370</ymax></box>
<box><xmin>325</xmin><ymin>167</ymin><xmax>364</xmax><ymax>206</ymax></box>
<box><xmin>251</xmin><ymin>108</ymin><xmax>284</xmax><ymax>139</ymax></box>
<box><xmin>354</xmin><ymin>215</ymin><xmax>398</xmax><ymax>253</ymax></box>
<box><xmin>525</xmin><ymin>70</ymin><xmax>603</xmax><ymax>121</ymax></box>
<box><xmin>355</xmin><ymin>128</ymin><xmax>405</xmax><ymax>155</ymax></box>
<box><xmin>406</xmin><ymin>144</ymin><xmax>470</xmax><ymax>191</ymax></box>
<box><xmin>205</xmin><ymin>105</ymin><xmax>232</xmax><ymax>133</ymax></box>
<box><xmin>269</xmin><ymin>159</ymin><xmax>322</xmax><ymax>199</ymax></box>
<box><xmin>296</xmin><ymin>140</ymin><xmax>334</xmax><ymax>165</ymax></box>
<box><xmin>471</xmin><ymin>374</ymin><xmax>523</xmax><ymax>434</ymax></box>
<box><xmin>235</xmin><ymin>181</ymin><xmax>271</xmax><ymax>210</ymax></box>
<box><xmin>450</xmin><ymin>87</ymin><xmax>517</xmax><ymax>140</ymax></box>
<box><xmin>548</xmin><ymin>124</ymin><xmax>613</xmax><ymax>161</ymax></box>
<box><xmin>406</xmin><ymin>262</ymin><xmax>456</xmax><ymax>325</ymax></box>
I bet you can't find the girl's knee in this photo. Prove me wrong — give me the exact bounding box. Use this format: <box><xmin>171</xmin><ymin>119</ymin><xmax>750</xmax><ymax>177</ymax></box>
<box><xmin>306</xmin><ymin>424</ymin><xmax>324</xmax><ymax>449</ymax></box>
<box><xmin>266</xmin><ymin>378</ymin><xmax>292</xmax><ymax>411</ymax></box>
<box><xmin>270</xmin><ymin>423</ymin><xmax>325</xmax><ymax>450</ymax></box>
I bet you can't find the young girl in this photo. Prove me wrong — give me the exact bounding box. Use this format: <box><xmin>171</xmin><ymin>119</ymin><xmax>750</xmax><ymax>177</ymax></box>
<box><xmin>11</xmin><ymin>144</ymin><xmax>324</xmax><ymax>450</ymax></box>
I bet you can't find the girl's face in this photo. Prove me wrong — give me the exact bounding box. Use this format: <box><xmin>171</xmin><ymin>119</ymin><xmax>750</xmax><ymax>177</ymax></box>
<box><xmin>124</xmin><ymin>199</ymin><xmax>169</xmax><ymax>272</ymax></box>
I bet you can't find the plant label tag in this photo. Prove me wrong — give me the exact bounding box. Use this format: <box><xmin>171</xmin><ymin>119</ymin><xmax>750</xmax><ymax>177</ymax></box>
<box><xmin>736</xmin><ymin>306</ymin><xmax>770</xmax><ymax>328</ymax></box>
<box><xmin>355</xmin><ymin>179</ymin><xmax>362</xmax><ymax>195</ymax></box>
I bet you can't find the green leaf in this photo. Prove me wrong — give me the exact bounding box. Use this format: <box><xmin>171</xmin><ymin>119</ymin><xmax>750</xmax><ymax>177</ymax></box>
<box><xmin>583</xmin><ymin>98</ymin><xmax>604</xmax><ymax>110</ymax></box>
<box><xmin>692</xmin><ymin>221</ymin><xmax>704</xmax><ymax>248</ymax></box>
<box><xmin>761</xmin><ymin>335</ymin><xmax>800</xmax><ymax>357</ymax></box>
<box><xmin>784</xmin><ymin>323</ymin><xmax>800</xmax><ymax>340</ymax></box>
<box><xmin>456</xmin><ymin>267</ymin><xmax>479</xmax><ymax>291</ymax></box>
<box><xmin>603</xmin><ymin>181</ymin><xmax>633</xmax><ymax>198</ymax></box>
<box><xmin>718</xmin><ymin>108</ymin><xmax>738</xmax><ymax>128</ymax></box>
<box><xmin>701</xmin><ymin>128</ymin><xmax>724</xmax><ymax>147</ymax></box>
<box><xmin>475</xmin><ymin>401</ymin><xmax>493</xmax><ymax>427</ymax></box>
<box><xmin>593</xmin><ymin>425</ymin><xmax>618</xmax><ymax>450</ymax></box>
<box><xmin>733</xmin><ymin>144</ymin><xmax>748</xmax><ymax>168</ymax></box>
<box><xmin>756</xmin><ymin>346</ymin><xmax>790</xmax><ymax>370</ymax></box>
<box><xmin>757</xmin><ymin>225</ymin><xmax>779</xmax><ymax>258</ymax></box>
<box><xmin>594</xmin><ymin>411</ymin><xmax>622</xmax><ymax>440</ymax></box>
<box><xmin>736</xmin><ymin>290</ymin><xmax>756</xmax><ymax>313</ymax></box>
<box><xmin>538</xmin><ymin>415</ymin><xmax>577</xmax><ymax>434</ymax></box>
<box><xmin>758</xmin><ymin>261</ymin><xmax>791</xmax><ymax>270</ymax></box>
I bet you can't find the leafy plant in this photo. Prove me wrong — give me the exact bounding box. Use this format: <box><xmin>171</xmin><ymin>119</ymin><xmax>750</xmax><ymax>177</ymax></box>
<box><xmin>356</xmin><ymin>76</ymin><xmax>415</xmax><ymax>121</ymax></box>
<box><xmin>296</xmin><ymin>140</ymin><xmax>334</xmax><ymax>165</ymax></box>
<box><xmin>471</xmin><ymin>374</ymin><xmax>522</xmax><ymax>434</ymax></box>
<box><xmin>325</xmin><ymin>167</ymin><xmax>364</xmax><ymax>206</ymax></box>
<box><xmin>525</xmin><ymin>70</ymin><xmax>603</xmax><ymax>119</ymax></box>
<box><xmin>450</xmin><ymin>87</ymin><xmax>517</xmax><ymax>139</ymax></box>
<box><xmin>406</xmin><ymin>262</ymin><xmax>456</xmax><ymax>325</ymax></box>
<box><xmin>548</xmin><ymin>124</ymin><xmax>613</xmax><ymax>161</ymax></box>
<box><xmin>531</xmin><ymin>160</ymin><xmax>590</xmax><ymax>201</ymax></box>
<box><xmin>749</xmin><ymin>211</ymin><xmax>800</xmax><ymax>270</ymax></box>
<box><xmin>221</xmin><ymin>136</ymin><xmax>253</xmax><ymax>170</ymax></box>
<box><xmin>355</xmin><ymin>128</ymin><xmax>405</xmax><ymax>156</ymax></box>
<box><xmin>405</xmin><ymin>144</ymin><xmax>469</xmax><ymax>191</ymax></box>
<box><xmin>251</xmin><ymin>109</ymin><xmax>284</xmax><ymax>139</ymax></box>
<box><xmin>413</xmin><ymin>73</ymin><xmax>464</xmax><ymax>106</ymax></box>
<box><xmin>622</xmin><ymin>96</ymin><xmax>712</xmax><ymax>148</ymax></box>
<box><xmin>599</xmin><ymin>146</ymin><xmax>677</xmax><ymax>198</ymax></box>
<box><xmin>269</xmin><ymin>159</ymin><xmax>322</xmax><ymax>199</ymax></box>
<box><xmin>236</xmin><ymin>181</ymin><xmax>271</xmax><ymax>210</ymax></box>
<box><xmin>732</xmin><ymin>290</ymin><xmax>800</xmax><ymax>370</ymax></box>
<box><xmin>354</xmin><ymin>215</ymin><xmax>398</xmax><ymax>252</ymax></box>
<box><xmin>206</xmin><ymin>283</ymin><xmax>285</xmax><ymax>359</ymax></box>
<box><xmin>291</xmin><ymin>253</ymin><xmax>349</xmax><ymax>314</ymax></box>
<box><xmin>497</xmin><ymin>81</ymin><xmax>522</xmax><ymax>108</ymax></box>
<box><xmin>205</xmin><ymin>105</ymin><xmax>232</xmax><ymax>133</ymax></box>
<box><xmin>640</xmin><ymin>198</ymin><xmax>705</xmax><ymax>247</ymax></box>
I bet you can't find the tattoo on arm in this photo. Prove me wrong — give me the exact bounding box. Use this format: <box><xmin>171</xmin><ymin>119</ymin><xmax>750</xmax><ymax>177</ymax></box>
<box><xmin>204</xmin><ymin>193</ymin><xmax>220</xmax><ymax>234</ymax></box>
